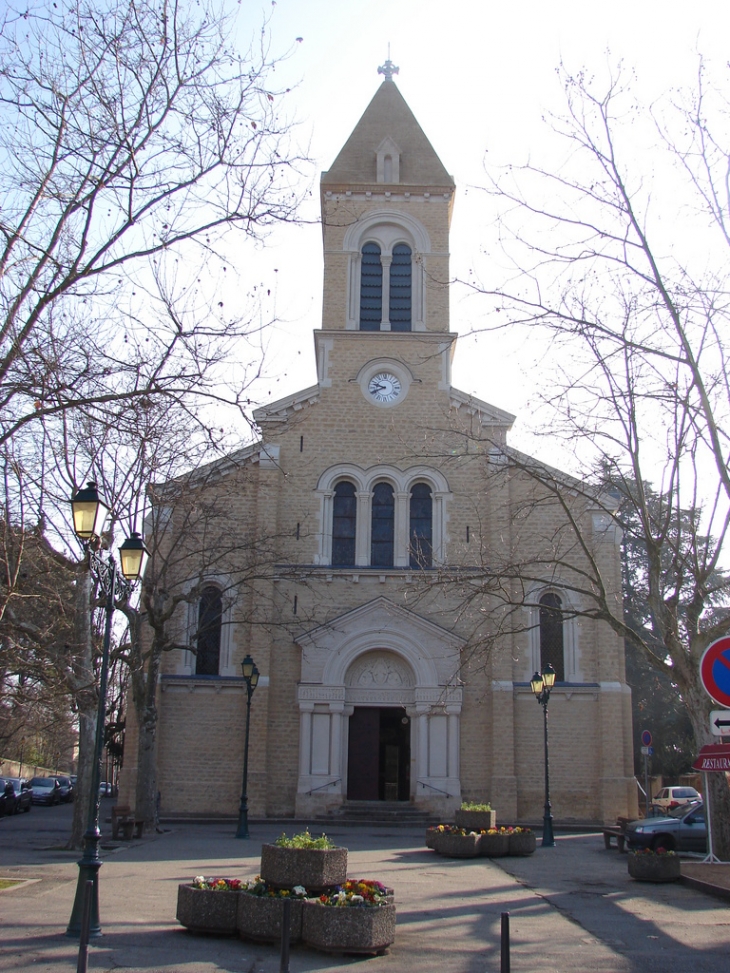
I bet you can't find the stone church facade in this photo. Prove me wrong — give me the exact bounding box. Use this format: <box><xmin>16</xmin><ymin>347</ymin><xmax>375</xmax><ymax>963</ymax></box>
<box><xmin>120</xmin><ymin>71</ymin><xmax>637</xmax><ymax>825</ymax></box>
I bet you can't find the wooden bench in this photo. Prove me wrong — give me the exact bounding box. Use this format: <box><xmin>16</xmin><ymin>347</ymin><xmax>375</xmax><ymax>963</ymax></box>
<box><xmin>602</xmin><ymin>816</ymin><xmax>631</xmax><ymax>852</ymax></box>
<box><xmin>111</xmin><ymin>805</ymin><xmax>145</xmax><ymax>840</ymax></box>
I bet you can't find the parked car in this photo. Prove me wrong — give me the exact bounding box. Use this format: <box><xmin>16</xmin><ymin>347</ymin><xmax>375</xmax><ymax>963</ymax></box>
<box><xmin>5</xmin><ymin>778</ymin><xmax>32</xmax><ymax>813</ymax></box>
<box><xmin>625</xmin><ymin>801</ymin><xmax>706</xmax><ymax>852</ymax></box>
<box><xmin>652</xmin><ymin>785</ymin><xmax>701</xmax><ymax>811</ymax></box>
<box><xmin>99</xmin><ymin>781</ymin><xmax>114</xmax><ymax>797</ymax></box>
<box><xmin>0</xmin><ymin>777</ymin><xmax>17</xmax><ymax>816</ymax></box>
<box><xmin>50</xmin><ymin>775</ymin><xmax>74</xmax><ymax>803</ymax></box>
<box><xmin>29</xmin><ymin>776</ymin><xmax>62</xmax><ymax>805</ymax></box>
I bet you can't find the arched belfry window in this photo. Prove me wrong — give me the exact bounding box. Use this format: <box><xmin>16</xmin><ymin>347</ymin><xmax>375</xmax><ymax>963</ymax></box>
<box><xmin>359</xmin><ymin>243</ymin><xmax>382</xmax><ymax>331</ymax></box>
<box><xmin>196</xmin><ymin>586</ymin><xmax>223</xmax><ymax>675</ymax></box>
<box><xmin>409</xmin><ymin>483</ymin><xmax>432</xmax><ymax>568</ymax></box>
<box><xmin>332</xmin><ymin>481</ymin><xmax>357</xmax><ymax>566</ymax></box>
<box><xmin>371</xmin><ymin>482</ymin><xmax>395</xmax><ymax>567</ymax></box>
<box><xmin>389</xmin><ymin>244</ymin><xmax>412</xmax><ymax>331</ymax></box>
<box><xmin>539</xmin><ymin>593</ymin><xmax>565</xmax><ymax>682</ymax></box>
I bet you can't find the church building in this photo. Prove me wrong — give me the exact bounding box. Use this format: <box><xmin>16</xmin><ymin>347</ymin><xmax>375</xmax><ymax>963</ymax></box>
<box><xmin>120</xmin><ymin>66</ymin><xmax>637</xmax><ymax>825</ymax></box>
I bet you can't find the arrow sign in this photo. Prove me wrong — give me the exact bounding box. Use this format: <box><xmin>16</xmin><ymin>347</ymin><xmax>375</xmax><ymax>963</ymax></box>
<box><xmin>710</xmin><ymin>710</ymin><xmax>730</xmax><ymax>736</ymax></box>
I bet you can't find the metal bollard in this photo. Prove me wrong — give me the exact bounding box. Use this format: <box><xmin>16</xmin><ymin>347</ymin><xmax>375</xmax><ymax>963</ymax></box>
<box><xmin>501</xmin><ymin>911</ymin><xmax>510</xmax><ymax>973</ymax></box>
<box><xmin>76</xmin><ymin>880</ymin><xmax>94</xmax><ymax>973</ymax></box>
<box><xmin>279</xmin><ymin>897</ymin><xmax>292</xmax><ymax>973</ymax></box>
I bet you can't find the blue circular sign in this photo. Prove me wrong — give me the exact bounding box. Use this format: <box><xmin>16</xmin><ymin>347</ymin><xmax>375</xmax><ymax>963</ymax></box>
<box><xmin>700</xmin><ymin>637</ymin><xmax>730</xmax><ymax>708</ymax></box>
<box><xmin>641</xmin><ymin>730</ymin><xmax>652</xmax><ymax>746</ymax></box>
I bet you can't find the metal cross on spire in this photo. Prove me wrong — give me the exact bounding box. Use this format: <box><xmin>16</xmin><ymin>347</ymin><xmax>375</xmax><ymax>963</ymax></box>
<box><xmin>378</xmin><ymin>44</ymin><xmax>399</xmax><ymax>81</ymax></box>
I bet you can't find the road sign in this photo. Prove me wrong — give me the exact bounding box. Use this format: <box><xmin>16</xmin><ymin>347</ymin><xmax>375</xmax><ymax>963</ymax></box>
<box><xmin>640</xmin><ymin>746</ymin><xmax>653</xmax><ymax>755</ymax></box>
<box><xmin>641</xmin><ymin>730</ymin><xmax>652</xmax><ymax>746</ymax></box>
<box><xmin>692</xmin><ymin>743</ymin><xmax>730</xmax><ymax>772</ymax></box>
<box><xmin>699</xmin><ymin>636</ymin><xmax>730</xmax><ymax>708</ymax></box>
<box><xmin>710</xmin><ymin>710</ymin><xmax>730</xmax><ymax>736</ymax></box>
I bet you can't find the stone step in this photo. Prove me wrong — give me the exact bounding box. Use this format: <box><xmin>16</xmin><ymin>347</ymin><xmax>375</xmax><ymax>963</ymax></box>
<box><xmin>317</xmin><ymin>801</ymin><xmax>432</xmax><ymax>827</ymax></box>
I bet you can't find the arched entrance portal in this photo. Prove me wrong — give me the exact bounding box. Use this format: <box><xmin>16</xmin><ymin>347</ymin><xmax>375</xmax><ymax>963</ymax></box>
<box><xmin>347</xmin><ymin>707</ymin><xmax>410</xmax><ymax>801</ymax></box>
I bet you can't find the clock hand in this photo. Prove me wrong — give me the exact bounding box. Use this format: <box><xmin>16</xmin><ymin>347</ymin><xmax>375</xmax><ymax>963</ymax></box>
<box><xmin>371</xmin><ymin>383</ymin><xmax>386</xmax><ymax>393</ymax></box>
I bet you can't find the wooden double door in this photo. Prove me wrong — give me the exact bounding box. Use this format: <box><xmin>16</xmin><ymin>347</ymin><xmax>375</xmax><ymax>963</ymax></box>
<box><xmin>346</xmin><ymin>707</ymin><xmax>411</xmax><ymax>801</ymax></box>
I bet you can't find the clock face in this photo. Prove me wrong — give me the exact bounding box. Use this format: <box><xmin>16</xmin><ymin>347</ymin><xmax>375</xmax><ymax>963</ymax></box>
<box><xmin>368</xmin><ymin>372</ymin><xmax>402</xmax><ymax>403</ymax></box>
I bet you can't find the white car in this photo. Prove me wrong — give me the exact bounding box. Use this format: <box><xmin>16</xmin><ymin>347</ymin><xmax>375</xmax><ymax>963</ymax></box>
<box><xmin>652</xmin><ymin>785</ymin><xmax>701</xmax><ymax>811</ymax></box>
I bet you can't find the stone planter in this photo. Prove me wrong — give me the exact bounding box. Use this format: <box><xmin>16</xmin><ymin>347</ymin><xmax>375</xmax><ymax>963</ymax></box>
<box><xmin>176</xmin><ymin>884</ymin><xmax>239</xmax><ymax>935</ymax></box>
<box><xmin>454</xmin><ymin>809</ymin><xmax>496</xmax><ymax>831</ymax></box>
<box><xmin>425</xmin><ymin>827</ymin><xmax>441</xmax><ymax>849</ymax></box>
<box><xmin>237</xmin><ymin>893</ymin><xmax>305</xmax><ymax>944</ymax></box>
<box><xmin>478</xmin><ymin>833</ymin><xmax>510</xmax><ymax>858</ymax></box>
<box><xmin>260</xmin><ymin>844</ymin><xmax>347</xmax><ymax>892</ymax></box>
<box><xmin>432</xmin><ymin>833</ymin><xmax>481</xmax><ymax>858</ymax></box>
<box><xmin>508</xmin><ymin>831</ymin><xmax>537</xmax><ymax>856</ymax></box>
<box><xmin>302</xmin><ymin>902</ymin><xmax>396</xmax><ymax>955</ymax></box>
<box><xmin>628</xmin><ymin>853</ymin><xmax>681</xmax><ymax>883</ymax></box>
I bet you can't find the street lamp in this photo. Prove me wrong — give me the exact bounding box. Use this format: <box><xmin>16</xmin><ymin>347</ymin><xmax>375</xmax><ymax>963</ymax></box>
<box><xmin>66</xmin><ymin>482</ymin><xmax>149</xmax><ymax>939</ymax></box>
<box><xmin>19</xmin><ymin>735</ymin><xmax>26</xmax><ymax>778</ymax></box>
<box><xmin>531</xmin><ymin>663</ymin><xmax>557</xmax><ymax>848</ymax></box>
<box><xmin>235</xmin><ymin>654</ymin><xmax>260</xmax><ymax>839</ymax></box>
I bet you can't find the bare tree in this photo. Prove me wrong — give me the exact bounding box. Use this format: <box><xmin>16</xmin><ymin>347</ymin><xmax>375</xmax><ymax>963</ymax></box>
<box><xmin>470</xmin><ymin>61</ymin><xmax>730</xmax><ymax>851</ymax></box>
<box><xmin>0</xmin><ymin>0</ymin><xmax>304</xmax><ymax>451</ymax></box>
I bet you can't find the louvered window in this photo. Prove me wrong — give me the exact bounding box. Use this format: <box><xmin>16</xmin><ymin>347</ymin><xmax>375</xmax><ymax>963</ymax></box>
<box><xmin>332</xmin><ymin>481</ymin><xmax>357</xmax><ymax>565</ymax></box>
<box><xmin>359</xmin><ymin>243</ymin><xmax>382</xmax><ymax>331</ymax></box>
<box><xmin>389</xmin><ymin>244</ymin><xmax>412</xmax><ymax>331</ymax></box>
<box><xmin>409</xmin><ymin>483</ymin><xmax>432</xmax><ymax>568</ymax></box>
<box><xmin>371</xmin><ymin>482</ymin><xmax>395</xmax><ymax>566</ymax></box>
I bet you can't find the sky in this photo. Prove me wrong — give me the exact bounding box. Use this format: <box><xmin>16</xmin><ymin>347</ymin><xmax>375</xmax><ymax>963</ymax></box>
<box><xmin>228</xmin><ymin>0</ymin><xmax>730</xmax><ymax>454</ymax></box>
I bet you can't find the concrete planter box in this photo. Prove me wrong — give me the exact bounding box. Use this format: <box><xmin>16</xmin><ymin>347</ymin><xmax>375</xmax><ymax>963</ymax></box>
<box><xmin>478</xmin><ymin>833</ymin><xmax>510</xmax><ymax>858</ymax></box>
<box><xmin>237</xmin><ymin>893</ymin><xmax>305</xmax><ymax>943</ymax></box>
<box><xmin>628</xmin><ymin>854</ymin><xmax>681</xmax><ymax>883</ymax></box>
<box><xmin>302</xmin><ymin>902</ymin><xmax>396</xmax><ymax>955</ymax></box>
<box><xmin>454</xmin><ymin>809</ymin><xmax>496</xmax><ymax>831</ymax></box>
<box><xmin>260</xmin><ymin>844</ymin><xmax>347</xmax><ymax>892</ymax></box>
<box><xmin>432</xmin><ymin>833</ymin><xmax>481</xmax><ymax>858</ymax></box>
<box><xmin>508</xmin><ymin>832</ymin><xmax>537</xmax><ymax>856</ymax></box>
<box><xmin>176</xmin><ymin>884</ymin><xmax>239</xmax><ymax>935</ymax></box>
<box><xmin>425</xmin><ymin>827</ymin><xmax>441</xmax><ymax>849</ymax></box>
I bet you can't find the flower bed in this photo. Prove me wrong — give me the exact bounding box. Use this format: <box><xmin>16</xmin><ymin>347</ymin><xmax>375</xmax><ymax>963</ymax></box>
<box><xmin>237</xmin><ymin>880</ymin><xmax>309</xmax><ymax>944</ymax></box>
<box><xmin>628</xmin><ymin>848</ymin><xmax>681</xmax><ymax>883</ymax></box>
<box><xmin>478</xmin><ymin>829</ymin><xmax>510</xmax><ymax>858</ymax></box>
<box><xmin>455</xmin><ymin>808</ymin><xmax>497</xmax><ymax>831</ymax></box>
<box><xmin>176</xmin><ymin>878</ymin><xmax>242</xmax><ymax>935</ymax></box>
<box><xmin>302</xmin><ymin>881</ymin><xmax>395</xmax><ymax>954</ymax></box>
<box><xmin>506</xmin><ymin>827</ymin><xmax>536</xmax><ymax>856</ymax></box>
<box><xmin>432</xmin><ymin>830</ymin><xmax>481</xmax><ymax>858</ymax></box>
<box><xmin>261</xmin><ymin>831</ymin><xmax>347</xmax><ymax>892</ymax></box>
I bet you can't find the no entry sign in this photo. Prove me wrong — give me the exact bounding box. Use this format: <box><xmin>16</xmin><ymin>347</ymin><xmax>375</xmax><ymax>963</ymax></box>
<box><xmin>699</xmin><ymin>636</ymin><xmax>730</xmax><ymax>708</ymax></box>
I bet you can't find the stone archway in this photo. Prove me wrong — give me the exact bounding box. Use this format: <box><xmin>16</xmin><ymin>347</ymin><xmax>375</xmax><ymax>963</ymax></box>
<box><xmin>294</xmin><ymin>598</ymin><xmax>464</xmax><ymax>817</ymax></box>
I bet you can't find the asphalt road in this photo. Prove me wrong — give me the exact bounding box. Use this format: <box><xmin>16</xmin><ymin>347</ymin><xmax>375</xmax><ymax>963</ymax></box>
<box><xmin>1</xmin><ymin>807</ymin><xmax>730</xmax><ymax>973</ymax></box>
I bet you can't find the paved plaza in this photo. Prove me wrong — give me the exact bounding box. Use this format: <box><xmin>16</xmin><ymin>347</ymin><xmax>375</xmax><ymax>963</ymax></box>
<box><xmin>1</xmin><ymin>803</ymin><xmax>729</xmax><ymax>973</ymax></box>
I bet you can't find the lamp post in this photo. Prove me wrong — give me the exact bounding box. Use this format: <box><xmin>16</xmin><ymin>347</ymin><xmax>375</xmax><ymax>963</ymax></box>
<box><xmin>66</xmin><ymin>482</ymin><xmax>149</xmax><ymax>939</ymax></box>
<box><xmin>531</xmin><ymin>663</ymin><xmax>557</xmax><ymax>848</ymax></box>
<box><xmin>235</xmin><ymin>654</ymin><xmax>260</xmax><ymax>839</ymax></box>
<box><xmin>19</xmin><ymin>736</ymin><xmax>26</xmax><ymax>778</ymax></box>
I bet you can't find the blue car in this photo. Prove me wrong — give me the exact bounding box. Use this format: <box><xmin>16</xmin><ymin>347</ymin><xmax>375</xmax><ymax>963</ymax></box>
<box><xmin>625</xmin><ymin>801</ymin><xmax>706</xmax><ymax>853</ymax></box>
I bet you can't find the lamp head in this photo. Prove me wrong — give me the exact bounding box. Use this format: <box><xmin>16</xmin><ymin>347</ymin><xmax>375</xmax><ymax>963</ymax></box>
<box><xmin>70</xmin><ymin>481</ymin><xmax>110</xmax><ymax>540</ymax></box>
<box><xmin>541</xmin><ymin>663</ymin><xmax>557</xmax><ymax>689</ymax></box>
<box><xmin>530</xmin><ymin>671</ymin><xmax>544</xmax><ymax>697</ymax></box>
<box><xmin>118</xmin><ymin>532</ymin><xmax>150</xmax><ymax>582</ymax></box>
<box><xmin>241</xmin><ymin>654</ymin><xmax>255</xmax><ymax>680</ymax></box>
<box><xmin>250</xmin><ymin>665</ymin><xmax>260</xmax><ymax>690</ymax></box>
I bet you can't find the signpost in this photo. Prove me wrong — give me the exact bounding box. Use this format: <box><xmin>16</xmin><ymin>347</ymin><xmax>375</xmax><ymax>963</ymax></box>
<box><xmin>640</xmin><ymin>730</ymin><xmax>652</xmax><ymax>817</ymax></box>
<box><xmin>692</xmin><ymin>743</ymin><xmax>730</xmax><ymax>864</ymax></box>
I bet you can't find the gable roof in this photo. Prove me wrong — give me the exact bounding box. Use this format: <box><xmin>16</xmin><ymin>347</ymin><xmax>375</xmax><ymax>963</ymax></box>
<box><xmin>322</xmin><ymin>79</ymin><xmax>454</xmax><ymax>189</ymax></box>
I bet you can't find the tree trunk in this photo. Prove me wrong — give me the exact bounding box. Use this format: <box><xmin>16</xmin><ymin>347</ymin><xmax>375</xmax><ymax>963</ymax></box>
<box><xmin>67</xmin><ymin>568</ymin><xmax>96</xmax><ymax>850</ymax></box>
<box><xmin>132</xmin><ymin>624</ymin><xmax>164</xmax><ymax>829</ymax></box>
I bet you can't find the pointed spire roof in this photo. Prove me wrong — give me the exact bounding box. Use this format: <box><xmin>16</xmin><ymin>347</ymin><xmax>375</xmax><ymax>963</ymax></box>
<box><xmin>322</xmin><ymin>79</ymin><xmax>454</xmax><ymax>189</ymax></box>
